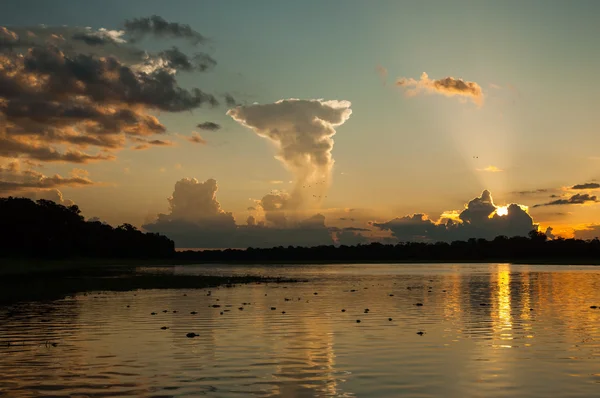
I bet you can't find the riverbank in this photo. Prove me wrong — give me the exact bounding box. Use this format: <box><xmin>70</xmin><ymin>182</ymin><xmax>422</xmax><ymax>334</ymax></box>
<box><xmin>0</xmin><ymin>263</ymin><xmax>304</xmax><ymax>305</ymax></box>
<box><xmin>2</xmin><ymin>256</ymin><xmax>599</xmax><ymax>278</ymax></box>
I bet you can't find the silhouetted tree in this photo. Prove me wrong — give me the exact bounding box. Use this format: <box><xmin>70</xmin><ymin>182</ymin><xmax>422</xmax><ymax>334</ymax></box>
<box><xmin>175</xmin><ymin>229</ymin><xmax>600</xmax><ymax>264</ymax></box>
<box><xmin>0</xmin><ymin>197</ymin><xmax>174</xmax><ymax>260</ymax></box>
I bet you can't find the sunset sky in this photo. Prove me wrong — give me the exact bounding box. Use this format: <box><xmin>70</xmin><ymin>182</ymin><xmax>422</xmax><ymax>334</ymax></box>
<box><xmin>1</xmin><ymin>0</ymin><xmax>600</xmax><ymax>247</ymax></box>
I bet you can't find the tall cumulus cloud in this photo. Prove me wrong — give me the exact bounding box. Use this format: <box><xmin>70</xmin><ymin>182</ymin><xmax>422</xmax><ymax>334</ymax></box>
<box><xmin>227</xmin><ymin>99</ymin><xmax>352</xmax><ymax>211</ymax></box>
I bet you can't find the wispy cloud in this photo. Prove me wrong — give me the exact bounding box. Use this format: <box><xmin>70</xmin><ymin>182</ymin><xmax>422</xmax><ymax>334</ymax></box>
<box><xmin>534</xmin><ymin>193</ymin><xmax>598</xmax><ymax>207</ymax></box>
<box><xmin>186</xmin><ymin>132</ymin><xmax>207</xmax><ymax>145</ymax></box>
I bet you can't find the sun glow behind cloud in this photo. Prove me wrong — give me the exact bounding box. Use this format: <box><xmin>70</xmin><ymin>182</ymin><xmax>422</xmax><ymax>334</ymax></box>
<box><xmin>495</xmin><ymin>206</ymin><xmax>509</xmax><ymax>216</ymax></box>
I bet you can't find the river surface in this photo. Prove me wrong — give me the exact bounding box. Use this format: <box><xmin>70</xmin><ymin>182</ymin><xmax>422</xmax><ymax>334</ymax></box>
<box><xmin>1</xmin><ymin>263</ymin><xmax>600</xmax><ymax>397</ymax></box>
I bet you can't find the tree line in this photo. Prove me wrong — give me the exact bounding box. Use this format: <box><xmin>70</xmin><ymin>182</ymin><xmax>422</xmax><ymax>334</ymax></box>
<box><xmin>177</xmin><ymin>231</ymin><xmax>600</xmax><ymax>263</ymax></box>
<box><xmin>0</xmin><ymin>197</ymin><xmax>174</xmax><ymax>259</ymax></box>
<box><xmin>2</xmin><ymin>196</ymin><xmax>599</xmax><ymax>264</ymax></box>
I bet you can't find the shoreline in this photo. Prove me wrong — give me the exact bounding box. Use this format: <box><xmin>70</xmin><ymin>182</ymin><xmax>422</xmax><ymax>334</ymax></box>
<box><xmin>2</xmin><ymin>257</ymin><xmax>600</xmax><ymax>278</ymax></box>
<box><xmin>0</xmin><ymin>263</ymin><xmax>304</xmax><ymax>305</ymax></box>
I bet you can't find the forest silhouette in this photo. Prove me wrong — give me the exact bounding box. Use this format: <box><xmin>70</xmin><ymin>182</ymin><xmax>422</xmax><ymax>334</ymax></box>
<box><xmin>0</xmin><ymin>197</ymin><xmax>174</xmax><ymax>260</ymax></box>
<box><xmin>1</xmin><ymin>197</ymin><xmax>600</xmax><ymax>264</ymax></box>
<box><xmin>179</xmin><ymin>231</ymin><xmax>600</xmax><ymax>264</ymax></box>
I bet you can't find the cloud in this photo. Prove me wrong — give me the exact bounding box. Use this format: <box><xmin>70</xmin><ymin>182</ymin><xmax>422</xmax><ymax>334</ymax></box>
<box><xmin>376</xmin><ymin>65</ymin><xmax>388</xmax><ymax>85</ymax></box>
<box><xmin>335</xmin><ymin>230</ymin><xmax>369</xmax><ymax>246</ymax></box>
<box><xmin>373</xmin><ymin>190</ymin><xmax>537</xmax><ymax>242</ymax></box>
<box><xmin>0</xmin><ymin>137</ymin><xmax>114</xmax><ymax>163</ymax></box>
<box><xmin>512</xmin><ymin>188</ymin><xmax>550</xmax><ymax>196</ymax></box>
<box><xmin>224</xmin><ymin>94</ymin><xmax>238</xmax><ymax>107</ymax></box>
<box><xmin>187</xmin><ymin>132</ymin><xmax>207</xmax><ymax>145</ymax></box>
<box><xmin>396</xmin><ymin>72</ymin><xmax>484</xmax><ymax>106</ymax></box>
<box><xmin>571</xmin><ymin>182</ymin><xmax>600</xmax><ymax>190</ymax></box>
<box><xmin>134</xmin><ymin>47</ymin><xmax>216</xmax><ymax>74</ymax></box>
<box><xmin>545</xmin><ymin>227</ymin><xmax>556</xmax><ymax>240</ymax></box>
<box><xmin>196</xmin><ymin>122</ymin><xmax>221</xmax><ymax>131</ymax></box>
<box><xmin>477</xmin><ymin>165</ymin><xmax>503</xmax><ymax>172</ymax></box>
<box><xmin>130</xmin><ymin>138</ymin><xmax>174</xmax><ymax>150</ymax></box>
<box><xmin>573</xmin><ymin>225</ymin><xmax>600</xmax><ymax>240</ymax></box>
<box><xmin>533</xmin><ymin>193</ymin><xmax>598</xmax><ymax>207</ymax></box>
<box><xmin>0</xmin><ymin>19</ymin><xmax>224</xmax><ymax>173</ymax></box>
<box><xmin>16</xmin><ymin>188</ymin><xmax>74</xmax><ymax>206</ymax></box>
<box><xmin>227</xmin><ymin>98</ymin><xmax>352</xmax><ymax>207</ymax></box>
<box><xmin>124</xmin><ymin>15</ymin><xmax>206</xmax><ymax>45</ymax></box>
<box><xmin>143</xmin><ymin>177</ymin><xmax>335</xmax><ymax>248</ymax></box>
<box><xmin>72</xmin><ymin>28</ymin><xmax>126</xmax><ymax>46</ymax></box>
<box><xmin>0</xmin><ymin>160</ymin><xmax>94</xmax><ymax>193</ymax></box>
<box><xmin>258</xmin><ymin>191</ymin><xmax>295</xmax><ymax>227</ymax></box>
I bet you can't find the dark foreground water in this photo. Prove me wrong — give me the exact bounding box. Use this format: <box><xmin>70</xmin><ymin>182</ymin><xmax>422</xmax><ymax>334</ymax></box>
<box><xmin>1</xmin><ymin>263</ymin><xmax>600</xmax><ymax>397</ymax></box>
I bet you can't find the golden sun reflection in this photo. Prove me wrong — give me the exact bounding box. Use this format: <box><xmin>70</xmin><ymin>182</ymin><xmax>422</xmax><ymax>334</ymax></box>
<box><xmin>493</xmin><ymin>264</ymin><xmax>513</xmax><ymax>347</ymax></box>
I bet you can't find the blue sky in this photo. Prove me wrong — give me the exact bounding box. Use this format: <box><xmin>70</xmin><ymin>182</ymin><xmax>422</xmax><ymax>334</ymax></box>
<box><xmin>1</xmin><ymin>0</ymin><xmax>600</xmax><ymax>240</ymax></box>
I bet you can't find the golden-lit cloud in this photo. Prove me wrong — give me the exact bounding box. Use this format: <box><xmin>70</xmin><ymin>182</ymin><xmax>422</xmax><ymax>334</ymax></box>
<box><xmin>396</xmin><ymin>72</ymin><xmax>484</xmax><ymax>106</ymax></box>
<box><xmin>573</xmin><ymin>224</ymin><xmax>600</xmax><ymax>240</ymax></box>
<box><xmin>0</xmin><ymin>18</ymin><xmax>229</xmax><ymax>193</ymax></box>
<box><xmin>186</xmin><ymin>132</ymin><xmax>207</xmax><ymax>145</ymax></box>
<box><xmin>477</xmin><ymin>165</ymin><xmax>503</xmax><ymax>172</ymax></box>
<box><xmin>373</xmin><ymin>190</ymin><xmax>537</xmax><ymax>242</ymax></box>
<box><xmin>0</xmin><ymin>160</ymin><xmax>94</xmax><ymax>193</ymax></box>
<box><xmin>228</xmin><ymin>98</ymin><xmax>352</xmax><ymax>209</ymax></box>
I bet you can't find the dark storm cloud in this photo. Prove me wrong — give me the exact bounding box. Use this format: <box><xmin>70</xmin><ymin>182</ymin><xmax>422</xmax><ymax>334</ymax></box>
<box><xmin>373</xmin><ymin>190</ymin><xmax>537</xmax><ymax>242</ymax></box>
<box><xmin>124</xmin><ymin>15</ymin><xmax>206</xmax><ymax>45</ymax></box>
<box><xmin>533</xmin><ymin>193</ymin><xmax>598</xmax><ymax>207</ymax></box>
<box><xmin>196</xmin><ymin>122</ymin><xmax>221</xmax><ymax>131</ymax></box>
<box><xmin>571</xmin><ymin>183</ymin><xmax>600</xmax><ymax>190</ymax></box>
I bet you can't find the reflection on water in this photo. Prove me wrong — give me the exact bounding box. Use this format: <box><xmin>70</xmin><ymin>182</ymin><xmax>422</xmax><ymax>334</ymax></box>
<box><xmin>1</xmin><ymin>263</ymin><xmax>600</xmax><ymax>397</ymax></box>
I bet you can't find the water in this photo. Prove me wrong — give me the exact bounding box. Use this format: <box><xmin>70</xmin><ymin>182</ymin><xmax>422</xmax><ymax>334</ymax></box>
<box><xmin>1</xmin><ymin>263</ymin><xmax>600</xmax><ymax>397</ymax></box>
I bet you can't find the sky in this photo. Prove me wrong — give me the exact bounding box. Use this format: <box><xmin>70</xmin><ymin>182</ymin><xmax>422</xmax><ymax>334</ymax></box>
<box><xmin>1</xmin><ymin>0</ymin><xmax>600</xmax><ymax>247</ymax></box>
